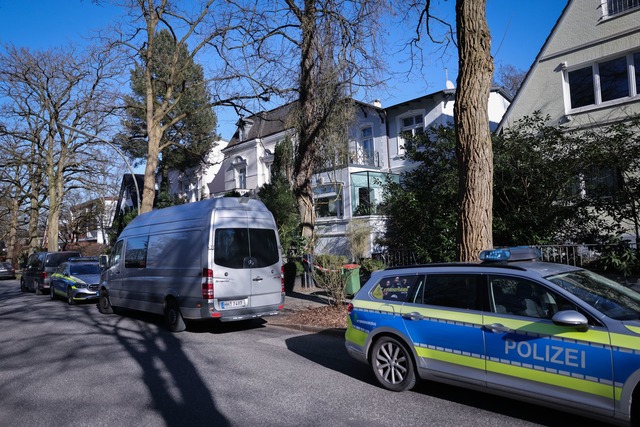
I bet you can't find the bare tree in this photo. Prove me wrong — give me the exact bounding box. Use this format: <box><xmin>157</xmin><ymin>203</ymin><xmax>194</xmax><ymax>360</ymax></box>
<box><xmin>494</xmin><ymin>63</ymin><xmax>525</xmax><ymax>98</ymax></box>
<box><xmin>99</xmin><ymin>0</ymin><xmax>282</xmax><ymax>213</ymax></box>
<box><xmin>0</xmin><ymin>45</ymin><xmax>120</xmax><ymax>252</ymax></box>
<box><xmin>224</xmin><ymin>0</ymin><xmax>388</xmax><ymax>247</ymax></box>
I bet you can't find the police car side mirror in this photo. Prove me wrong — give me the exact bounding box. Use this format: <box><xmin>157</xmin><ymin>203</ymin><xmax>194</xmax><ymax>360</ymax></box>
<box><xmin>552</xmin><ymin>310</ymin><xmax>588</xmax><ymax>332</ymax></box>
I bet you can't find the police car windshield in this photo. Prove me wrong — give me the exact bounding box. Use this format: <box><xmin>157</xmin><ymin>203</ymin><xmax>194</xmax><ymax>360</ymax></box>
<box><xmin>547</xmin><ymin>270</ymin><xmax>640</xmax><ymax>320</ymax></box>
<box><xmin>70</xmin><ymin>264</ymin><xmax>101</xmax><ymax>275</ymax></box>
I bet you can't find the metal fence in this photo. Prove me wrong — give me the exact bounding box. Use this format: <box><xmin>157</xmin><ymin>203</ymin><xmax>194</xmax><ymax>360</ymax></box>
<box><xmin>374</xmin><ymin>243</ymin><xmax>638</xmax><ymax>268</ymax></box>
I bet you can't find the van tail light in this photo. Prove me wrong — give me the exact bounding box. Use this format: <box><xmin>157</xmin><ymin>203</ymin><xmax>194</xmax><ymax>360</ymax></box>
<box><xmin>280</xmin><ymin>265</ymin><xmax>285</xmax><ymax>294</ymax></box>
<box><xmin>202</xmin><ymin>268</ymin><xmax>214</xmax><ymax>300</ymax></box>
<box><xmin>40</xmin><ymin>272</ymin><xmax>47</xmax><ymax>280</ymax></box>
<box><xmin>347</xmin><ymin>303</ymin><xmax>353</xmax><ymax>314</ymax></box>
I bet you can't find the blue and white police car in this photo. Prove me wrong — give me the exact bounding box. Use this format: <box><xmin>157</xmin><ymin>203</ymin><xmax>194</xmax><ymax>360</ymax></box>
<box><xmin>345</xmin><ymin>247</ymin><xmax>640</xmax><ymax>425</ymax></box>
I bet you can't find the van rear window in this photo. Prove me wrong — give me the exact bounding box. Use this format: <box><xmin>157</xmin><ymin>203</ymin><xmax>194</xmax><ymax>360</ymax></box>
<box><xmin>45</xmin><ymin>253</ymin><xmax>80</xmax><ymax>267</ymax></box>
<box><xmin>214</xmin><ymin>228</ymin><xmax>279</xmax><ymax>269</ymax></box>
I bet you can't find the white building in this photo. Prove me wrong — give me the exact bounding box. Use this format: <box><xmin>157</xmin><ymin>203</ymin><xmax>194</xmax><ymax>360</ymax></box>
<box><xmin>217</xmin><ymin>87</ymin><xmax>510</xmax><ymax>258</ymax></box>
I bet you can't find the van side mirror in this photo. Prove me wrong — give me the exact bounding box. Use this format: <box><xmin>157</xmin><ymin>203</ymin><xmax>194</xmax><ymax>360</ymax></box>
<box><xmin>99</xmin><ymin>254</ymin><xmax>109</xmax><ymax>269</ymax></box>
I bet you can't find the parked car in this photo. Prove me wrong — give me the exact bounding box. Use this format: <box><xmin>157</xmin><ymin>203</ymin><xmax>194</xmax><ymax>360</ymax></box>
<box><xmin>0</xmin><ymin>262</ymin><xmax>16</xmax><ymax>280</ymax></box>
<box><xmin>50</xmin><ymin>259</ymin><xmax>102</xmax><ymax>304</ymax></box>
<box><xmin>20</xmin><ymin>251</ymin><xmax>81</xmax><ymax>294</ymax></box>
<box><xmin>345</xmin><ymin>247</ymin><xmax>640</xmax><ymax>426</ymax></box>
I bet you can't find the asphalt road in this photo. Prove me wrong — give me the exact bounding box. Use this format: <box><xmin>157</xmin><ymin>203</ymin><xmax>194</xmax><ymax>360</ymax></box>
<box><xmin>0</xmin><ymin>279</ymin><xmax>610</xmax><ymax>427</ymax></box>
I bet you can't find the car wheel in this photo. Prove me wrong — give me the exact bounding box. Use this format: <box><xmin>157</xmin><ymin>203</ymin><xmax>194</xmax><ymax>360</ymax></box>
<box><xmin>20</xmin><ymin>279</ymin><xmax>26</xmax><ymax>292</ymax></box>
<box><xmin>371</xmin><ymin>336</ymin><xmax>416</xmax><ymax>392</ymax></box>
<box><xmin>98</xmin><ymin>289</ymin><xmax>113</xmax><ymax>314</ymax></box>
<box><xmin>67</xmin><ymin>287</ymin><xmax>74</xmax><ymax>305</ymax></box>
<box><xmin>164</xmin><ymin>298</ymin><xmax>186</xmax><ymax>332</ymax></box>
<box><xmin>35</xmin><ymin>282</ymin><xmax>42</xmax><ymax>295</ymax></box>
<box><xmin>50</xmin><ymin>286</ymin><xmax>56</xmax><ymax>300</ymax></box>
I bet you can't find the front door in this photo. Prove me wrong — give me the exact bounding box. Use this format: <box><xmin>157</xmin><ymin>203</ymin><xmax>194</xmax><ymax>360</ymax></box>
<box><xmin>484</xmin><ymin>275</ymin><xmax>614</xmax><ymax>415</ymax></box>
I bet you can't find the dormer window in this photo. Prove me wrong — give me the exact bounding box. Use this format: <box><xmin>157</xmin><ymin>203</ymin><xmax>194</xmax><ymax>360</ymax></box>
<box><xmin>237</xmin><ymin>118</ymin><xmax>254</xmax><ymax>141</ymax></box>
<box><xmin>601</xmin><ymin>0</ymin><xmax>640</xmax><ymax>18</ymax></box>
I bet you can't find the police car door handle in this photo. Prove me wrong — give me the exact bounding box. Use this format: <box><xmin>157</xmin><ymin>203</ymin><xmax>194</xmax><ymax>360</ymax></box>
<box><xmin>402</xmin><ymin>312</ymin><xmax>425</xmax><ymax>321</ymax></box>
<box><xmin>252</xmin><ymin>277</ymin><xmax>263</xmax><ymax>282</ymax></box>
<box><xmin>485</xmin><ymin>323</ymin><xmax>513</xmax><ymax>333</ymax></box>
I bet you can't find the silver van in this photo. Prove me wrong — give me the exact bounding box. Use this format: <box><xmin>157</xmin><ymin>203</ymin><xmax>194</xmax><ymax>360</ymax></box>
<box><xmin>98</xmin><ymin>198</ymin><xmax>284</xmax><ymax>331</ymax></box>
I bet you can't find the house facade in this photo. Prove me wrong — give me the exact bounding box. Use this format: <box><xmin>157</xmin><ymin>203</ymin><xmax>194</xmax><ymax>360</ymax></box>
<box><xmin>218</xmin><ymin>87</ymin><xmax>510</xmax><ymax>258</ymax></box>
<box><xmin>499</xmin><ymin>0</ymin><xmax>640</xmax><ymax>242</ymax></box>
<box><xmin>69</xmin><ymin>197</ymin><xmax>117</xmax><ymax>245</ymax></box>
<box><xmin>500</xmin><ymin>0</ymin><xmax>640</xmax><ymax>130</ymax></box>
<box><xmin>167</xmin><ymin>139</ymin><xmax>228</xmax><ymax>202</ymax></box>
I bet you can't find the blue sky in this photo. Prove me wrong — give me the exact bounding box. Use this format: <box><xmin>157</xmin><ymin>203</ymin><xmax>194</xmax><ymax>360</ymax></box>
<box><xmin>0</xmin><ymin>0</ymin><xmax>568</xmax><ymax>141</ymax></box>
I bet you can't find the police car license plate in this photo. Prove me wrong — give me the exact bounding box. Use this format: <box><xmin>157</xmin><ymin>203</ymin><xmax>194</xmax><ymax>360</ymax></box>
<box><xmin>221</xmin><ymin>299</ymin><xmax>246</xmax><ymax>309</ymax></box>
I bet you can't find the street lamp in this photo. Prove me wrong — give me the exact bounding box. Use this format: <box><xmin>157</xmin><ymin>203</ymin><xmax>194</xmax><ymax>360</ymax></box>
<box><xmin>56</xmin><ymin>123</ymin><xmax>141</xmax><ymax>213</ymax></box>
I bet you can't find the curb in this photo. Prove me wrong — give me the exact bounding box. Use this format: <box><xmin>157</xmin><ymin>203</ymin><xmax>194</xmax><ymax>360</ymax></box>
<box><xmin>266</xmin><ymin>319</ymin><xmax>346</xmax><ymax>337</ymax></box>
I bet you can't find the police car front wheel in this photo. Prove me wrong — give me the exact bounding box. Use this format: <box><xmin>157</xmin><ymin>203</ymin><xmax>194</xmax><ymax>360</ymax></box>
<box><xmin>371</xmin><ymin>336</ymin><xmax>416</xmax><ymax>392</ymax></box>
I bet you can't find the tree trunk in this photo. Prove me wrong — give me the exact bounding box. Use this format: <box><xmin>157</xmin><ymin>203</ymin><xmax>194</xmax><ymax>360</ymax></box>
<box><xmin>292</xmin><ymin>0</ymin><xmax>319</xmax><ymax>249</ymax></box>
<box><xmin>454</xmin><ymin>0</ymin><xmax>494</xmax><ymax>261</ymax></box>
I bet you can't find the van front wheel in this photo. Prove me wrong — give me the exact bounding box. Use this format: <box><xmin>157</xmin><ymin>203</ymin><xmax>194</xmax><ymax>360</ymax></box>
<box><xmin>98</xmin><ymin>289</ymin><xmax>113</xmax><ymax>314</ymax></box>
<box><xmin>165</xmin><ymin>299</ymin><xmax>186</xmax><ymax>332</ymax></box>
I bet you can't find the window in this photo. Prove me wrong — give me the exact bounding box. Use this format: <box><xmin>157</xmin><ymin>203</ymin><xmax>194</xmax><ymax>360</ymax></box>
<box><xmin>398</xmin><ymin>113</ymin><xmax>424</xmax><ymax>154</ymax></box>
<box><xmin>416</xmin><ymin>274</ymin><xmax>481</xmax><ymax>310</ymax></box>
<box><xmin>371</xmin><ymin>275</ymin><xmax>420</xmax><ymax>301</ymax></box>
<box><xmin>231</xmin><ymin>156</ymin><xmax>247</xmax><ymax>189</ymax></box>
<box><xmin>351</xmin><ymin>171</ymin><xmax>398</xmax><ymax>216</ymax></box>
<box><xmin>603</xmin><ymin>0</ymin><xmax>640</xmax><ymax>17</ymax></box>
<box><xmin>214</xmin><ymin>228</ymin><xmax>279</xmax><ymax>269</ymax></box>
<box><xmin>111</xmin><ymin>240</ymin><xmax>123</xmax><ymax>267</ymax></box>
<box><xmin>353</xmin><ymin>126</ymin><xmax>375</xmax><ymax>166</ymax></box>
<box><xmin>568</xmin><ymin>66</ymin><xmax>595</xmax><ymax>108</ymax></box>
<box><xmin>566</xmin><ymin>52</ymin><xmax>640</xmax><ymax>110</ymax></box>
<box><xmin>489</xmin><ymin>276</ymin><xmax>575</xmax><ymax>319</ymax></box>
<box><xmin>124</xmin><ymin>237</ymin><xmax>148</xmax><ymax>269</ymax></box>
<box><xmin>313</xmin><ymin>183</ymin><xmax>343</xmax><ymax>218</ymax></box>
<box><xmin>237</xmin><ymin>167</ymin><xmax>246</xmax><ymax>189</ymax></box>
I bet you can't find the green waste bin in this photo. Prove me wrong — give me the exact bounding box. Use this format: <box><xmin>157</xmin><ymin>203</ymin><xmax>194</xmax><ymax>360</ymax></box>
<box><xmin>342</xmin><ymin>264</ymin><xmax>361</xmax><ymax>296</ymax></box>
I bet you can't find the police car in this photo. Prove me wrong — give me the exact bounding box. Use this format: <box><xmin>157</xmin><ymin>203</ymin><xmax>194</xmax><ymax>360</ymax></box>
<box><xmin>50</xmin><ymin>258</ymin><xmax>102</xmax><ymax>305</ymax></box>
<box><xmin>345</xmin><ymin>247</ymin><xmax>640</xmax><ymax>425</ymax></box>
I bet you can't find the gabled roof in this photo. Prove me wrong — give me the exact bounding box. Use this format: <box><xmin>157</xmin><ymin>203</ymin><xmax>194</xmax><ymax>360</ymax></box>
<box><xmin>496</xmin><ymin>0</ymin><xmax>572</xmax><ymax>133</ymax></box>
<box><xmin>226</xmin><ymin>102</ymin><xmax>297</xmax><ymax>150</ymax></box>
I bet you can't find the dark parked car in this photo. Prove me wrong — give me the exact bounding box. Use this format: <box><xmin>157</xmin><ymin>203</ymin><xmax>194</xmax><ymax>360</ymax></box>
<box><xmin>0</xmin><ymin>262</ymin><xmax>16</xmax><ymax>280</ymax></box>
<box><xmin>20</xmin><ymin>251</ymin><xmax>81</xmax><ymax>294</ymax></box>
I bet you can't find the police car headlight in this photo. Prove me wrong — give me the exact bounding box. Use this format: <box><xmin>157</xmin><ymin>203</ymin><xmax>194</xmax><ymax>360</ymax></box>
<box><xmin>75</xmin><ymin>281</ymin><xmax>88</xmax><ymax>289</ymax></box>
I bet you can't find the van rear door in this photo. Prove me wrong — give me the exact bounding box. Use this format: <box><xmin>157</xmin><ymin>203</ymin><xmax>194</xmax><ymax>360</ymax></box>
<box><xmin>212</xmin><ymin>213</ymin><xmax>282</xmax><ymax>311</ymax></box>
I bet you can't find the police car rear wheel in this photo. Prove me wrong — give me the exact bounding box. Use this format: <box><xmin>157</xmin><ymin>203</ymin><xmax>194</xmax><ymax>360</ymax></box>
<box><xmin>371</xmin><ymin>336</ymin><xmax>416</xmax><ymax>392</ymax></box>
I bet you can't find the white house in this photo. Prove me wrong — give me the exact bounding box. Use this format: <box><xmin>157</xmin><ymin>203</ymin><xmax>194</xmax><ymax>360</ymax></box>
<box><xmin>218</xmin><ymin>86</ymin><xmax>511</xmax><ymax>258</ymax></box>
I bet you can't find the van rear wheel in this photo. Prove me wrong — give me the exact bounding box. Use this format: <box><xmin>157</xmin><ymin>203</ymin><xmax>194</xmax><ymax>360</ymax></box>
<box><xmin>165</xmin><ymin>299</ymin><xmax>186</xmax><ymax>332</ymax></box>
<box><xmin>98</xmin><ymin>289</ymin><xmax>113</xmax><ymax>314</ymax></box>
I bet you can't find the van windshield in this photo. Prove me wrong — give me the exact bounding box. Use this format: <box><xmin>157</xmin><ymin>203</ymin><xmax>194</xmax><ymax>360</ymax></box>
<box><xmin>214</xmin><ymin>228</ymin><xmax>279</xmax><ymax>269</ymax></box>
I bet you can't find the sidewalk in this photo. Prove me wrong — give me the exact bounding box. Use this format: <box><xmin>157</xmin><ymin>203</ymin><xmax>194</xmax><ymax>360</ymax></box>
<box><xmin>265</xmin><ymin>279</ymin><xmax>349</xmax><ymax>335</ymax></box>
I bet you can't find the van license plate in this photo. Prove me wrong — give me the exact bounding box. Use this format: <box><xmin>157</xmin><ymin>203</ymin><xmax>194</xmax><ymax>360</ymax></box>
<box><xmin>221</xmin><ymin>299</ymin><xmax>246</xmax><ymax>309</ymax></box>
